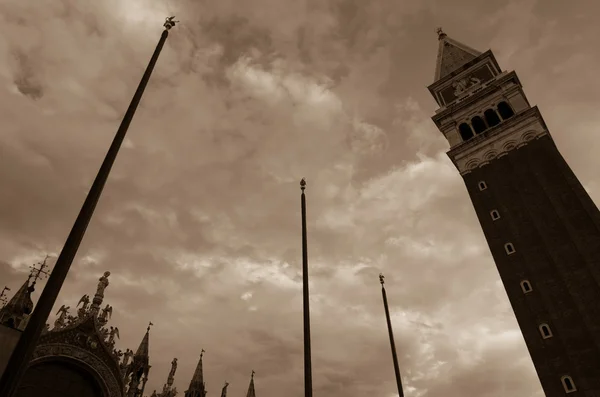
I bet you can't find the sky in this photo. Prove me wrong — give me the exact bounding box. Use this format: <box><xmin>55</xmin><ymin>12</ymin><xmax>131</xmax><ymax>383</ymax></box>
<box><xmin>1</xmin><ymin>0</ymin><xmax>600</xmax><ymax>396</ymax></box>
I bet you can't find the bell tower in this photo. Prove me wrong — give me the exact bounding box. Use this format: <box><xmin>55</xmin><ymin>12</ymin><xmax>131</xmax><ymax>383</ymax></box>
<box><xmin>428</xmin><ymin>29</ymin><xmax>600</xmax><ymax>396</ymax></box>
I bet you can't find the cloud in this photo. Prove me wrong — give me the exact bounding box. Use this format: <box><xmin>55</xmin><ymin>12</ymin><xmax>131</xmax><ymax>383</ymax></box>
<box><xmin>1</xmin><ymin>0</ymin><xmax>598</xmax><ymax>396</ymax></box>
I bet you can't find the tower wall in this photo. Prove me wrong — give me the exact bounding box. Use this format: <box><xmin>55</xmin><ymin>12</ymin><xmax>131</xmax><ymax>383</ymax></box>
<box><xmin>462</xmin><ymin>134</ymin><xmax>600</xmax><ymax>395</ymax></box>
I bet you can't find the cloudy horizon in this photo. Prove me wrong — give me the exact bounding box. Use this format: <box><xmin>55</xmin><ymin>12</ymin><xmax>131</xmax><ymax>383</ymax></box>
<box><xmin>1</xmin><ymin>0</ymin><xmax>600</xmax><ymax>396</ymax></box>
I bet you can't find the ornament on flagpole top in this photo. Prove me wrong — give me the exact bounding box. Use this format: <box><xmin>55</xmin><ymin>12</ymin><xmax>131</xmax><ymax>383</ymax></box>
<box><xmin>164</xmin><ymin>16</ymin><xmax>179</xmax><ymax>30</ymax></box>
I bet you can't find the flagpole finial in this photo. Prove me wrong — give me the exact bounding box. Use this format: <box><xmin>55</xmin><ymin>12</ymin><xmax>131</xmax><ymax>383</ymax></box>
<box><xmin>300</xmin><ymin>178</ymin><xmax>306</xmax><ymax>191</ymax></box>
<box><xmin>379</xmin><ymin>273</ymin><xmax>385</xmax><ymax>285</ymax></box>
<box><xmin>147</xmin><ymin>321</ymin><xmax>153</xmax><ymax>332</ymax></box>
<box><xmin>164</xmin><ymin>16</ymin><xmax>179</xmax><ymax>30</ymax></box>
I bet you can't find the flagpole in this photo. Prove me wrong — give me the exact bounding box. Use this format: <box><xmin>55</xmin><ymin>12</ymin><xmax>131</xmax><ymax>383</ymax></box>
<box><xmin>380</xmin><ymin>274</ymin><xmax>404</xmax><ymax>397</ymax></box>
<box><xmin>300</xmin><ymin>179</ymin><xmax>313</xmax><ymax>397</ymax></box>
<box><xmin>0</xmin><ymin>17</ymin><xmax>178</xmax><ymax>397</ymax></box>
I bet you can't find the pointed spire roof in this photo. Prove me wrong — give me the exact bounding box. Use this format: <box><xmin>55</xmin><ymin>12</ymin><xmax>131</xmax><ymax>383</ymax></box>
<box><xmin>433</xmin><ymin>28</ymin><xmax>482</xmax><ymax>82</ymax></box>
<box><xmin>246</xmin><ymin>370</ymin><xmax>256</xmax><ymax>397</ymax></box>
<box><xmin>135</xmin><ymin>322</ymin><xmax>152</xmax><ymax>359</ymax></box>
<box><xmin>187</xmin><ymin>349</ymin><xmax>206</xmax><ymax>395</ymax></box>
<box><xmin>220</xmin><ymin>381</ymin><xmax>229</xmax><ymax>397</ymax></box>
<box><xmin>0</xmin><ymin>277</ymin><xmax>34</xmax><ymax>327</ymax></box>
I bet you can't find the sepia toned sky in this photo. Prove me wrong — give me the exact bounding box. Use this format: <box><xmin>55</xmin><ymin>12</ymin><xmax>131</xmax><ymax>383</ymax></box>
<box><xmin>1</xmin><ymin>0</ymin><xmax>600</xmax><ymax>396</ymax></box>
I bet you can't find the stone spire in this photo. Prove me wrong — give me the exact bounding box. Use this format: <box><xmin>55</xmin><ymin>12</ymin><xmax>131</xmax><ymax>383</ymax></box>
<box><xmin>135</xmin><ymin>323</ymin><xmax>151</xmax><ymax>358</ymax></box>
<box><xmin>433</xmin><ymin>28</ymin><xmax>482</xmax><ymax>82</ymax></box>
<box><xmin>158</xmin><ymin>358</ymin><xmax>178</xmax><ymax>397</ymax></box>
<box><xmin>220</xmin><ymin>381</ymin><xmax>229</xmax><ymax>397</ymax></box>
<box><xmin>184</xmin><ymin>349</ymin><xmax>207</xmax><ymax>397</ymax></box>
<box><xmin>126</xmin><ymin>322</ymin><xmax>152</xmax><ymax>397</ymax></box>
<box><xmin>0</xmin><ymin>278</ymin><xmax>34</xmax><ymax>329</ymax></box>
<box><xmin>246</xmin><ymin>370</ymin><xmax>256</xmax><ymax>397</ymax></box>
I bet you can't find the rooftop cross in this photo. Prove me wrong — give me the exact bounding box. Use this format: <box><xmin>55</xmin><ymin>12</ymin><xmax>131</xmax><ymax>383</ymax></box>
<box><xmin>29</xmin><ymin>256</ymin><xmax>51</xmax><ymax>287</ymax></box>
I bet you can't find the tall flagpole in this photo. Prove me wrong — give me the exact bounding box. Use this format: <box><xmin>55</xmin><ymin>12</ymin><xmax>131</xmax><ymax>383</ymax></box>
<box><xmin>380</xmin><ymin>274</ymin><xmax>405</xmax><ymax>397</ymax></box>
<box><xmin>0</xmin><ymin>17</ymin><xmax>178</xmax><ymax>397</ymax></box>
<box><xmin>300</xmin><ymin>178</ymin><xmax>313</xmax><ymax>397</ymax></box>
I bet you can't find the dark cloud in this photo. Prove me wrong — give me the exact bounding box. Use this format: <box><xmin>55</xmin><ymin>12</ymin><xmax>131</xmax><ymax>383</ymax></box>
<box><xmin>0</xmin><ymin>0</ymin><xmax>598</xmax><ymax>396</ymax></box>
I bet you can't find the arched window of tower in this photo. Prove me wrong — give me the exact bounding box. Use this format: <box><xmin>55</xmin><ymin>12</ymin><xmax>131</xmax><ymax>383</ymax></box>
<box><xmin>458</xmin><ymin>123</ymin><xmax>474</xmax><ymax>141</ymax></box>
<box><xmin>478</xmin><ymin>181</ymin><xmax>488</xmax><ymax>191</ymax></box>
<box><xmin>539</xmin><ymin>323</ymin><xmax>553</xmax><ymax>339</ymax></box>
<box><xmin>561</xmin><ymin>375</ymin><xmax>577</xmax><ymax>393</ymax></box>
<box><xmin>490</xmin><ymin>209</ymin><xmax>500</xmax><ymax>220</ymax></box>
<box><xmin>504</xmin><ymin>243</ymin><xmax>515</xmax><ymax>254</ymax></box>
<box><xmin>497</xmin><ymin>101</ymin><xmax>515</xmax><ymax>120</ymax></box>
<box><xmin>484</xmin><ymin>109</ymin><xmax>501</xmax><ymax>128</ymax></box>
<box><xmin>471</xmin><ymin>116</ymin><xmax>487</xmax><ymax>134</ymax></box>
<box><xmin>520</xmin><ymin>280</ymin><xmax>532</xmax><ymax>293</ymax></box>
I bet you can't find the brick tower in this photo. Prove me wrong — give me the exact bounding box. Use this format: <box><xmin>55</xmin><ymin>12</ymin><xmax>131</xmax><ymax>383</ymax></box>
<box><xmin>428</xmin><ymin>29</ymin><xmax>600</xmax><ymax>396</ymax></box>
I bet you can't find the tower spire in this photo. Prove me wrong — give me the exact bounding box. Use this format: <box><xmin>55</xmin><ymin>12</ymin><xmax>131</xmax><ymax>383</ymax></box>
<box><xmin>0</xmin><ymin>277</ymin><xmax>34</xmax><ymax>329</ymax></box>
<box><xmin>300</xmin><ymin>178</ymin><xmax>313</xmax><ymax>397</ymax></box>
<box><xmin>184</xmin><ymin>349</ymin><xmax>207</xmax><ymax>397</ymax></box>
<box><xmin>220</xmin><ymin>381</ymin><xmax>229</xmax><ymax>397</ymax></box>
<box><xmin>126</xmin><ymin>322</ymin><xmax>152</xmax><ymax>397</ymax></box>
<box><xmin>433</xmin><ymin>29</ymin><xmax>482</xmax><ymax>82</ymax></box>
<box><xmin>135</xmin><ymin>322</ymin><xmax>152</xmax><ymax>357</ymax></box>
<box><xmin>0</xmin><ymin>18</ymin><xmax>177</xmax><ymax>397</ymax></box>
<box><xmin>379</xmin><ymin>274</ymin><xmax>405</xmax><ymax>397</ymax></box>
<box><xmin>245</xmin><ymin>370</ymin><xmax>256</xmax><ymax>397</ymax></box>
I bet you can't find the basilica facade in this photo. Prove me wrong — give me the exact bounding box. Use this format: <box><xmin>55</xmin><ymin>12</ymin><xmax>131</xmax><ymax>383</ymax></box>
<box><xmin>0</xmin><ymin>270</ymin><xmax>257</xmax><ymax>397</ymax></box>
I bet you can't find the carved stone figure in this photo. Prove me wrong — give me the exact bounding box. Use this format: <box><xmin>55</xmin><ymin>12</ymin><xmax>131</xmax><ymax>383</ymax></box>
<box><xmin>169</xmin><ymin>358</ymin><xmax>178</xmax><ymax>379</ymax></box>
<box><xmin>66</xmin><ymin>314</ymin><xmax>78</xmax><ymax>326</ymax></box>
<box><xmin>54</xmin><ymin>305</ymin><xmax>69</xmax><ymax>329</ymax></box>
<box><xmin>99</xmin><ymin>326</ymin><xmax>110</xmax><ymax>341</ymax></box>
<box><xmin>99</xmin><ymin>304</ymin><xmax>113</xmax><ymax>323</ymax></box>
<box><xmin>122</xmin><ymin>348</ymin><xmax>134</xmax><ymax>367</ymax></box>
<box><xmin>452</xmin><ymin>75</ymin><xmax>482</xmax><ymax>96</ymax></box>
<box><xmin>108</xmin><ymin>326</ymin><xmax>120</xmax><ymax>346</ymax></box>
<box><xmin>77</xmin><ymin>294</ymin><xmax>90</xmax><ymax>317</ymax></box>
<box><xmin>95</xmin><ymin>271</ymin><xmax>110</xmax><ymax>298</ymax></box>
